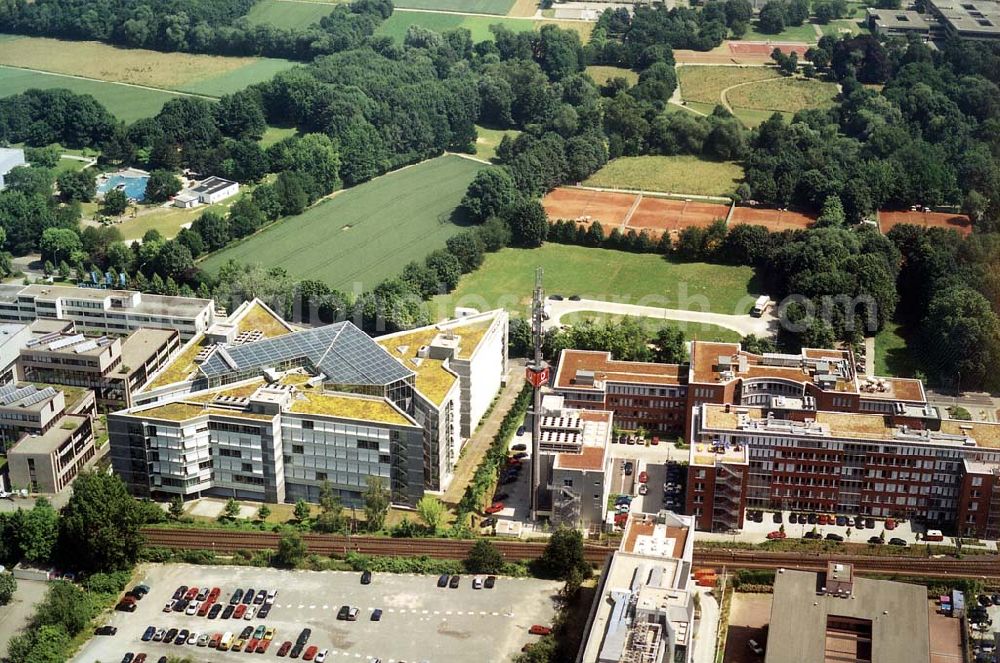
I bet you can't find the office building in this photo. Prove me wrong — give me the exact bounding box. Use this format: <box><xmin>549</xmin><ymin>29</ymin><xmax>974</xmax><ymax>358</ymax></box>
<box><xmin>109</xmin><ymin>302</ymin><xmax>508</xmax><ymax>506</ymax></box>
<box><xmin>926</xmin><ymin>0</ymin><xmax>1000</xmax><ymax>39</ymax></box>
<box><xmin>765</xmin><ymin>562</ymin><xmax>929</xmax><ymax>663</ymax></box>
<box><xmin>577</xmin><ymin>510</ymin><xmax>695</xmax><ymax>663</ymax></box>
<box><xmin>0</xmin><ymin>284</ymin><xmax>215</xmax><ymax>340</ymax></box>
<box><xmin>0</xmin><ymin>324</ymin><xmax>31</xmax><ymax>383</ymax></box>
<box><xmin>18</xmin><ymin>327</ymin><xmax>180</xmax><ymax>411</ymax></box>
<box><xmin>6</xmin><ymin>410</ymin><xmax>95</xmax><ymax>494</ymax></box>
<box><xmin>0</xmin><ymin>381</ymin><xmax>96</xmax><ymax>453</ymax></box>
<box><xmin>190</xmin><ymin>176</ymin><xmax>239</xmax><ymax>204</ymax></box>
<box><xmin>867</xmin><ymin>8</ymin><xmax>934</xmax><ymax>37</ymax></box>
<box><xmin>533</xmin><ymin>395</ymin><xmax>613</xmax><ymax>529</ymax></box>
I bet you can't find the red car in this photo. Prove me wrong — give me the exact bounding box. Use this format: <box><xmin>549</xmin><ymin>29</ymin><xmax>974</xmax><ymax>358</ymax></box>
<box><xmin>303</xmin><ymin>645</ymin><xmax>319</xmax><ymax>661</ymax></box>
<box><xmin>651</xmin><ymin>437</ymin><xmax>659</xmax><ymax>445</ymax></box>
<box><xmin>529</xmin><ymin>625</ymin><xmax>552</xmax><ymax>636</ymax></box>
<box><xmin>245</xmin><ymin>638</ymin><xmax>258</xmax><ymax>653</ymax></box>
<box><xmin>208</xmin><ymin>587</ymin><xmax>221</xmax><ymax>601</ymax></box>
<box><xmin>485</xmin><ymin>502</ymin><xmax>504</xmax><ymax>514</ymax></box>
<box><xmin>277</xmin><ymin>641</ymin><xmax>292</xmax><ymax>657</ymax></box>
<box><xmin>233</xmin><ymin>604</ymin><xmax>247</xmax><ymax>619</ymax></box>
<box><xmin>818</xmin><ymin>514</ymin><xmax>829</xmax><ymax>525</ymax></box>
<box><xmin>184</xmin><ymin>587</ymin><xmax>199</xmax><ymax>601</ymax></box>
<box><xmin>255</xmin><ymin>639</ymin><xmax>271</xmax><ymax>654</ymax></box>
<box><xmin>766</xmin><ymin>531</ymin><xmax>786</xmax><ymax>540</ymax></box>
<box><xmin>638</xmin><ymin>471</ymin><xmax>648</xmax><ymax>484</ymax></box>
<box><xmin>885</xmin><ymin>518</ymin><xmax>896</xmax><ymax>530</ymax></box>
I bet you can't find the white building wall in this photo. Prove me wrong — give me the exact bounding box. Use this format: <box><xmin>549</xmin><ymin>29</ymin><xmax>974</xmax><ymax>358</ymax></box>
<box><xmin>466</xmin><ymin>312</ymin><xmax>508</xmax><ymax>434</ymax></box>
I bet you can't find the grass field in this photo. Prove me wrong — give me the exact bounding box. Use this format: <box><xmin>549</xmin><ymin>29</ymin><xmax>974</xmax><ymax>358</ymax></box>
<box><xmin>821</xmin><ymin>19</ymin><xmax>864</xmax><ymax>37</ymax></box>
<box><xmin>731</xmin><ymin>107</ymin><xmax>791</xmax><ymax>127</ymax></box>
<box><xmin>677</xmin><ymin>65</ymin><xmax>781</xmax><ymax>105</ymax></box>
<box><xmin>474</xmin><ymin>125</ymin><xmax>519</xmax><ymax>162</ymax></box>
<box><xmin>725</xmin><ymin>76</ymin><xmax>839</xmax><ymax>114</ymax></box>
<box><xmin>395</xmin><ymin>0</ymin><xmax>515</xmax><ymax>13</ymax></box>
<box><xmin>585</xmin><ymin>66</ymin><xmax>639</xmax><ymax>86</ymax></box>
<box><xmin>200</xmin><ymin>155</ymin><xmax>488</xmax><ymax>290</ymax></box>
<box><xmin>583</xmin><ymin>156</ymin><xmax>743</xmax><ymax>198</ymax></box>
<box><xmin>874</xmin><ymin>321</ymin><xmax>917</xmax><ymax>378</ymax></box>
<box><xmin>0</xmin><ymin>66</ymin><xmax>181</xmax><ymax>123</ymax></box>
<box><xmin>245</xmin><ymin>0</ymin><xmax>337</xmax><ymax>28</ymax></box>
<box><xmin>260</xmin><ymin>125</ymin><xmax>300</xmax><ymax>148</ymax></box>
<box><xmin>560</xmin><ymin>310</ymin><xmax>744</xmax><ymax>343</ymax></box>
<box><xmin>740</xmin><ymin>21</ymin><xmax>820</xmax><ymax>42</ymax></box>
<box><xmin>432</xmin><ymin>244</ymin><xmax>759</xmax><ymax>317</ymax></box>
<box><xmin>0</xmin><ymin>36</ymin><xmax>293</xmax><ymax>97</ymax></box>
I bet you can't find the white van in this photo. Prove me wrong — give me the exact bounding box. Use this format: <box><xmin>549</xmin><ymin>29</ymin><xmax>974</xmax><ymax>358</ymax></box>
<box><xmin>218</xmin><ymin>632</ymin><xmax>234</xmax><ymax>651</ymax></box>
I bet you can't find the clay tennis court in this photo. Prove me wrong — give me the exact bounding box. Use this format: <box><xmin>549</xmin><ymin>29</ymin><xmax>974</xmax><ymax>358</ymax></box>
<box><xmin>878</xmin><ymin>210</ymin><xmax>973</xmax><ymax>237</ymax></box>
<box><xmin>541</xmin><ymin>187</ymin><xmax>634</xmax><ymax>232</ymax></box>
<box><xmin>730</xmin><ymin>206</ymin><xmax>816</xmax><ymax>231</ymax></box>
<box><xmin>627</xmin><ymin>197</ymin><xmax>730</xmax><ymax>238</ymax></box>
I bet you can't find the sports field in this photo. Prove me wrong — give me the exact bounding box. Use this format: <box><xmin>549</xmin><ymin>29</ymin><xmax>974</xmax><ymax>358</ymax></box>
<box><xmin>0</xmin><ymin>36</ymin><xmax>293</xmax><ymax>97</ymax></box>
<box><xmin>583</xmin><ymin>156</ymin><xmax>743</xmax><ymax>197</ymax></box>
<box><xmin>730</xmin><ymin>206</ymin><xmax>816</xmax><ymax>231</ymax></box>
<box><xmin>560</xmin><ymin>311</ymin><xmax>744</xmax><ymax>343</ymax></box>
<box><xmin>878</xmin><ymin>209</ymin><xmax>973</xmax><ymax>237</ymax></box>
<box><xmin>0</xmin><ymin>66</ymin><xmax>180</xmax><ymax>123</ymax></box>
<box><xmin>725</xmin><ymin>76</ymin><xmax>839</xmax><ymax>114</ymax></box>
<box><xmin>200</xmin><ymin>155</ymin><xmax>488</xmax><ymax>290</ymax></box>
<box><xmin>542</xmin><ymin>187</ymin><xmax>636</xmax><ymax>233</ymax></box>
<box><xmin>628</xmin><ymin>197</ymin><xmax>730</xmax><ymax>238</ymax></box>
<box><xmin>431</xmin><ymin>244</ymin><xmax>759</xmax><ymax>316</ymax></box>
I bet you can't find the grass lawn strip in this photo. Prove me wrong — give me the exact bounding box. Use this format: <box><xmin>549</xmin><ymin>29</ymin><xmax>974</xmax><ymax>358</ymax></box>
<box><xmin>474</xmin><ymin>125</ymin><xmax>520</xmax><ymax>162</ymax></box>
<box><xmin>739</xmin><ymin>20</ymin><xmax>819</xmax><ymax>42</ymax></box>
<box><xmin>583</xmin><ymin>155</ymin><xmax>744</xmax><ymax>198</ymax></box>
<box><xmin>432</xmin><ymin>243</ymin><xmax>759</xmax><ymax>317</ymax></box>
<box><xmin>585</xmin><ymin>65</ymin><xmax>639</xmax><ymax>86</ymax></box>
<box><xmin>245</xmin><ymin>0</ymin><xmax>338</xmax><ymax>28</ymax></box>
<box><xmin>560</xmin><ymin>310</ymin><xmax>744</xmax><ymax>343</ymax></box>
<box><xmin>199</xmin><ymin>155</ymin><xmax>487</xmax><ymax>290</ymax></box>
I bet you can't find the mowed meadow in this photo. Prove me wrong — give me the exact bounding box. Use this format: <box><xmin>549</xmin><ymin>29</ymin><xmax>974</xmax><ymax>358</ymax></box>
<box><xmin>199</xmin><ymin>155</ymin><xmax>489</xmax><ymax>291</ymax></box>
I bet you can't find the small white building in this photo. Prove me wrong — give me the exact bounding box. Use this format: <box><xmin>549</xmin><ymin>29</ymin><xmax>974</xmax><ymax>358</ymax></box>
<box><xmin>172</xmin><ymin>191</ymin><xmax>200</xmax><ymax>209</ymax></box>
<box><xmin>0</xmin><ymin>148</ymin><xmax>26</xmax><ymax>190</ymax></box>
<box><xmin>191</xmin><ymin>176</ymin><xmax>239</xmax><ymax>205</ymax></box>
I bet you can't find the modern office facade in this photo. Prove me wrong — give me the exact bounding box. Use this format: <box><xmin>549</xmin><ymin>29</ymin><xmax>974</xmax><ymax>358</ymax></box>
<box><xmin>577</xmin><ymin>510</ymin><xmax>695</xmax><ymax>663</ymax></box>
<box><xmin>0</xmin><ymin>284</ymin><xmax>215</xmax><ymax>340</ymax></box>
<box><xmin>109</xmin><ymin>302</ymin><xmax>508</xmax><ymax>506</ymax></box>
<box><xmin>6</xmin><ymin>412</ymin><xmax>95</xmax><ymax>494</ymax></box>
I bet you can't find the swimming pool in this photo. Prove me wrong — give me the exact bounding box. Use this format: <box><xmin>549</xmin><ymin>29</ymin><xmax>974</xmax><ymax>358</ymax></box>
<box><xmin>97</xmin><ymin>174</ymin><xmax>149</xmax><ymax>201</ymax></box>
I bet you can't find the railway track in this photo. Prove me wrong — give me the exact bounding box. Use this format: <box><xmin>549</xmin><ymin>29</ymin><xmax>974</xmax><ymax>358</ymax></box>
<box><xmin>142</xmin><ymin>527</ymin><xmax>613</xmax><ymax>564</ymax></box>
<box><xmin>142</xmin><ymin>527</ymin><xmax>1000</xmax><ymax>579</ymax></box>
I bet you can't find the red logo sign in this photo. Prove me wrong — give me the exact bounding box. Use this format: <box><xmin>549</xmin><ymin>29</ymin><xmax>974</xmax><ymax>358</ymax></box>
<box><xmin>526</xmin><ymin>365</ymin><xmax>549</xmax><ymax>388</ymax></box>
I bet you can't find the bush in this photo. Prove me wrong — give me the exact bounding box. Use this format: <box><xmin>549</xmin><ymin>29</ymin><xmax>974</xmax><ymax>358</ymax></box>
<box><xmin>345</xmin><ymin>552</ymin><xmax>464</xmax><ymax>575</ymax></box>
<box><xmin>82</xmin><ymin>570</ymin><xmax>131</xmax><ymax>595</ymax></box>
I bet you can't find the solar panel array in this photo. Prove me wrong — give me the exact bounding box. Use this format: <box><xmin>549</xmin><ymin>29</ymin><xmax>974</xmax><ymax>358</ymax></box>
<box><xmin>0</xmin><ymin>383</ymin><xmax>57</xmax><ymax>407</ymax></box>
<box><xmin>198</xmin><ymin>322</ymin><xmax>413</xmax><ymax>386</ymax></box>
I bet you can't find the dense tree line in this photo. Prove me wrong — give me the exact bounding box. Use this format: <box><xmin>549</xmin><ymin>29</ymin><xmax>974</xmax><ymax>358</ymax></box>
<box><xmin>0</xmin><ymin>0</ymin><xmax>392</xmax><ymax>61</ymax></box>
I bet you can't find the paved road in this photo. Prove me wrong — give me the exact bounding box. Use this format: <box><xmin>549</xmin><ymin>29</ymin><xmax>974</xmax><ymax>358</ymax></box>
<box><xmin>693</xmin><ymin>586</ymin><xmax>720</xmax><ymax>663</ymax></box>
<box><xmin>0</xmin><ymin>579</ymin><xmax>48</xmax><ymax>659</ymax></box>
<box><xmin>544</xmin><ymin>297</ymin><xmax>777</xmax><ymax>337</ymax></box>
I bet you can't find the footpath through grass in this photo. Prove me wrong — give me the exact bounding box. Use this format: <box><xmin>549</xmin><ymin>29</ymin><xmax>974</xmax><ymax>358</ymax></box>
<box><xmin>432</xmin><ymin>244</ymin><xmax>760</xmax><ymax>317</ymax></box>
<box><xmin>725</xmin><ymin>76</ymin><xmax>839</xmax><ymax>114</ymax></box>
<box><xmin>583</xmin><ymin>155</ymin><xmax>743</xmax><ymax>197</ymax></box>
<box><xmin>200</xmin><ymin>155</ymin><xmax>487</xmax><ymax>290</ymax></box>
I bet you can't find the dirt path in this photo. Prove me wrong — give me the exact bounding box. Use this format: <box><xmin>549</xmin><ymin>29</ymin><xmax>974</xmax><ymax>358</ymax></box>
<box><xmin>442</xmin><ymin>358</ymin><xmax>526</xmax><ymax>506</ymax></box>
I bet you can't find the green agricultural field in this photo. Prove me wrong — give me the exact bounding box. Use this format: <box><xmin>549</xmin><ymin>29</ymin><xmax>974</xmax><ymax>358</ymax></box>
<box><xmin>432</xmin><ymin>244</ymin><xmax>760</xmax><ymax>317</ymax></box>
<box><xmin>245</xmin><ymin>0</ymin><xmax>336</xmax><ymax>28</ymax></box>
<box><xmin>677</xmin><ymin>65</ymin><xmax>781</xmax><ymax>106</ymax></box>
<box><xmin>725</xmin><ymin>76</ymin><xmax>839</xmax><ymax>114</ymax></box>
<box><xmin>377</xmin><ymin>13</ymin><xmax>590</xmax><ymax>42</ymax></box>
<box><xmin>474</xmin><ymin>124</ymin><xmax>519</xmax><ymax>162</ymax></box>
<box><xmin>583</xmin><ymin>155</ymin><xmax>743</xmax><ymax>198</ymax></box>
<box><xmin>0</xmin><ymin>66</ymin><xmax>180</xmax><ymax>122</ymax></box>
<box><xmin>585</xmin><ymin>66</ymin><xmax>639</xmax><ymax>86</ymax></box>
<box><xmin>395</xmin><ymin>0</ymin><xmax>515</xmax><ymax>13</ymax></box>
<box><xmin>176</xmin><ymin>58</ymin><xmax>297</xmax><ymax>96</ymax></box>
<box><xmin>200</xmin><ymin>155</ymin><xmax>488</xmax><ymax>290</ymax></box>
<box><xmin>560</xmin><ymin>310</ymin><xmax>744</xmax><ymax>343</ymax></box>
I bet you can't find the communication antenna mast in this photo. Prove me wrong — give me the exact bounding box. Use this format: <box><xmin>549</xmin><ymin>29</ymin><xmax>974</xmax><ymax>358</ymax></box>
<box><xmin>526</xmin><ymin>267</ymin><xmax>549</xmax><ymax>520</ymax></box>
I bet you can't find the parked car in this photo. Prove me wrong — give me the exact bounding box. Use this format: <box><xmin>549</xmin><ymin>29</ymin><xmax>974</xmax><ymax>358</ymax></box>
<box><xmin>174</xmin><ymin>629</ymin><xmax>189</xmax><ymax>645</ymax></box>
<box><xmin>164</xmin><ymin>629</ymin><xmax>178</xmax><ymax>643</ymax></box>
<box><xmin>348</xmin><ymin>607</ymin><xmax>359</xmax><ymax>621</ymax></box>
<box><xmin>197</xmin><ymin>634</ymin><xmax>211</xmax><ymax>647</ymax></box>
<box><xmin>818</xmin><ymin>514</ymin><xmax>829</xmax><ymax>525</ymax></box>
<box><xmin>152</xmin><ymin>629</ymin><xmax>165</xmax><ymax>642</ymax></box>
<box><xmin>163</xmin><ymin>601</ymin><xmax>174</xmax><ymax>613</ymax></box>
<box><xmin>449</xmin><ymin>575</ymin><xmax>461</xmax><ymax>588</ymax></box>
<box><xmin>888</xmin><ymin>537</ymin><xmax>907</xmax><ymax>546</ymax></box>
<box><xmin>865</xmin><ymin>517</ymin><xmax>875</xmax><ymax>529</ymax></box>
<box><xmin>623</xmin><ymin>462</ymin><xmax>634</xmax><ymax>476</ymax></box>
<box><xmin>278</xmin><ymin>641</ymin><xmax>292</xmax><ymax>657</ymax></box>
<box><xmin>315</xmin><ymin>650</ymin><xmax>328</xmax><ymax>663</ymax></box>
<box><xmin>825</xmin><ymin>533</ymin><xmax>844</xmax><ymax>542</ymax></box>
<box><xmin>185</xmin><ymin>600</ymin><xmax>200</xmax><ymax>615</ymax></box>
<box><xmin>804</xmin><ymin>531</ymin><xmax>822</xmax><ymax>540</ymax></box>
<box><xmin>835</xmin><ymin>515</ymin><xmax>847</xmax><ymax>526</ymax></box>
<box><xmin>807</xmin><ymin>513</ymin><xmax>818</xmax><ymax>524</ymax></box>
<box><xmin>173</xmin><ymin>586</ymin><xmax>188</xmax><ymax>601</ymax></box>
<box><xmin>337</xmin><ymin>606</ymin><xmax>351</xmax><ymax>621</ymax></box>
<box><xmin>485</xmin><ymin>502</ymin><xmax>504</xmax><ymax>514</ymax></box>
<box><xmin>485</xmin><ymin>575</ymin><xmax>496</xmax><ymax>589</ymax></box>
<box><xmin>747</xmin><ymin>639</ymin><xmax>765</xmax><ymax>655</ymax></box>
<box><xmin>979</xmin><ymin>595</ymin><xmax>993</xmax><ymax>607</ymax></box>
<box><xmin>868</xmin><ymin>536</ymin><xmax>883</xmax><ymax>545</ymax></box>
<box><xmin>208</xmin><ymin>603</ymin><xmax>223</xmax><ymax>619</ymax></box>
<box><xmin>142</xmin><ymin>626</ymin><xmax>156</xmax><ymax>642</ymax></box>
<box><xmin>361</xmin><ymin>570</ymin><xmax>372</xmax><ymax>585</ymax></box>
<box><xmin>255</xmin><ymin>638</ymin><xmax>271</xmax><ymax>654</ymax></box>
<box><xmin>437</xmin><ymin>574</ymin><xmax>449</xmax><ymax>588</ymax></box>
<box><xmin>254</xmin><ymin>625</ymin><xmax>267</xmax><ymax>640</ymax></box>
<box><xmin>197</xmin><ymin>600</ymin><xmax>212</xmax><ymax>617</ymax></box>
<box><xmin>638</xmin><ymin>471</ymin><xmax>648</xmax><ymax>484</ymax></box>
<box><xmin>772</xmin><ymin>512</ymin><xmax>783</xmax><ymax>524</ymax></box>
<box><xmin>184</xmin><ymin>587</ymin><xmax>199</xmax><ymax>601</ymax></box>
<box><xmin>638</xmin><ymin>484</ymin><xmax>648</xmax><ymax>495</ymax></box>
<box><xmin>257</xmin><ymin>603</ymin><xmax>271</xmax><ymax>619</ymax></box>
<box><xmin>117</xmin><ymin>596</ymin><xmax>137</xmax><ymax>612</ymax></box>
<box><xmin>303</xmin><ymin>646</ymin><xmax>319</xmax><ymax>661</ymax></box>
<box><xmin>243</xmin><ymin>605</ymin><xmax>256</xmax><ymax>620</ymax></box>
<box><xmin>222</xmin><ymin>605</ymin><xmax>235</xmax><ymax>619</ymax></box>
<box><xmin>885</xmin><ymin>518</ymin><xmax>897</xmax><ymax>530</ymax></box>
<box><xmin>372</xmin><ymin>608</ymin><xmax>383</xmax><ymax>621</ymax></box>
<box><xmin>242</xmin><ymin>589</ymin><xmax>255</xmax><ymax>604</ymax></box>
<box><xmin>766</xmin><ymin>531</ymin><xmax>786</xmax><ymax>540</ymax></box>
<box><xmin>121</xmin><ymin>654</ymin><xmax>134</xmax><ymax>663</ymax></box>
<box><xmin>529</xmin><ymin>625</ymin><xmax>552</xmax><ymax>636</ymax></box>
<box><xmin>95</xmin><ymin>625</ymin><xmax>118</xmax><ymax>636</ymax></box>
<box><xmin>229</xmin><ymin>589</ymin><xmax>243</xmax><ymax>605</ymax></box>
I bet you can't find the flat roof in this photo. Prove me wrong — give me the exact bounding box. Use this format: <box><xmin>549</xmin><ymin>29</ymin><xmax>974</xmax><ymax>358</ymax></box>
<box><xmin>691</xmin><ymin>341</ymin><xmax>858</xmax><ymax>393</ymax></box>
<box><xmin>554</xmin><ymin>349</ymin><xmax>686</xmax><ymax>391</ymax></box>
<box><xmin>859</xmin><ymin>376</ymin><xmax>925</xmax><ymax>402</ymax></box>
<box><xmin>8</xmin><ymin>414</ymin><xmax>86</xmax><ymax>455</ymax></box>
<box><xmin>0</xmin><ymin>284</ymin><xmax>212</xmax><ymax>317</ymax></box>
<box><xmin>765</xmin><ymin>570</ymin><xmax>929</xmax><ymax>663</ymax></box>
<box><xmin>111</xmin><ymin>328</ymin><xmax>178</xmax><ymax>377</ymax></box>
<box><xmin>622</xmin><ymin>517</ymin><xmax>688</xmax><ymax>559</ymax></box>
<box><xmin>868</xmin><ymin>8</ymin><xmax>932</xmax><ymax>28</ymax></box>
<box><xmin>191</xmin><ymin>176</ymin><xmax>237</xmax><ymax>195</ymax></box>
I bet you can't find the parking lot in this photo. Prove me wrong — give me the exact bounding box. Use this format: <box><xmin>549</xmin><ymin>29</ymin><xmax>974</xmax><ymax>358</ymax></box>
<box><xmin>73</xmin><ymin>564</ymin><xmax>563</xmax><ymax>663</ymax></box>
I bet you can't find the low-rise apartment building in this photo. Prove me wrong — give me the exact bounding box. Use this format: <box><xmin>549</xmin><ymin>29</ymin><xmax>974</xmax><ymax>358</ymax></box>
<box><xmin>577</xmin><ymin>510</ymin><xmax>695</xmax><ymax>663</ymax></box>
<box><xmin>0</xmin><ymin>284</ymin><xmax>215</xmax><ymax>340</ymax></box>
<box><xmin>109</xmin><ymin>301</ymin><xmax>508</xmax><ymax>506</ymax></box>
